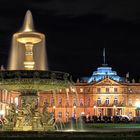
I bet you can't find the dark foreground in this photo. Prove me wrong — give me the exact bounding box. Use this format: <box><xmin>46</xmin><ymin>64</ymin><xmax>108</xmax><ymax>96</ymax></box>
<box><xmin>1</xmin><ymin>129</ymin><xmax>140</xmax><ymax>140</ymax></box>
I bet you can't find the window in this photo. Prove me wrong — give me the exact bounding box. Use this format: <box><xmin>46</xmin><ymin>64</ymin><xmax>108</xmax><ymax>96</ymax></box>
<box><xmin>97</xmin><ymin>88</ymin><xmax>101</xmax><ymax>93</ymax></box>
<box><xmin>129</xmin><ymin>99</ymin><xmax>132</xmax><ymax>106</ymax></box>
<box><xmin>136</xmin><ymin>98</ymin><xmax>139</xmax><ymax>107</ymax></box>
<box><xmin>86</xmin><ymin>97</ymin><xmax>90</xmax><ymax>106</ymax></box>
<box><xmin>50</xmin><ymin>97</ymin><xmax>54</xmax><ymax>106</ymax></box>
<box><xmin>106</xmin><ymin>98</ymin><xmax>109</xmax><ymax>105</ymax></box>
<box><xmin>106</xmin><ymin>88</ymin><xmax>109</xmax><ymax>93</ymax></box>
<box><xmin>114</xmin><ymin>88</ymin><xmax>118</xmax><ymax>92</ymax></box>
<box><xmin>80</xmin><ymin>88</ymin><xmax>83</xmax><ymax>92</ymax></box>
<box><xmin>80</xmin><ymin>98</ymin><xmax>84</xmax><ymax>106</ymax></box>
<box><xmin>58</xmin><ymin>112</ymin><xmax>62</xmax><ymax>119</ymax></box>
<box><xmin>73</xmin><ymin>98</ymin><xmax>76</xmax><ymax>106</ymax></box>
<box><xmin>114</xmin><ymin>97</ymin><xmax>118</xmax><ymax>105</ymax></box>
<box><xmin>44</xmin><ymin>98</ymin><xmax>48</xmax><ymax>107</ymax></box>
<box><xmin>58</xmin><ymin>97</ymin><xmax>62</xmax><ymax>105</ymax></box>
<box><xmin>15</xmin><ymin>97</ymin><xmax>18</xmax><ymax>106</ymax></box>
<box><xmin>97</xmin><ymin>98</ymin><xmax>101</xmax><ymax>105</ymax></box>
<box><xmin>136</xmin><ymin>98</ymin><xmax>139</xmax><ymax>102</ymax></box>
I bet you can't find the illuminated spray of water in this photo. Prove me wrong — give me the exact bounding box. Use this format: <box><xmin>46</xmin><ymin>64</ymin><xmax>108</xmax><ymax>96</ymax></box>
<box><xmin>8</xmin><ymin>10</ymin><xmax>48</xmax><ymax>70</ymax></box>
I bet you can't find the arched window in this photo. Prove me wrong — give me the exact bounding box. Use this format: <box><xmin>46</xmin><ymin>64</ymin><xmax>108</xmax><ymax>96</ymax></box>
<box><xmin>106</xmin><ymin>98</ymin><xmax>109</xmax><ymax>105</ymax></box>
<box><xmin>97</xmin><ymin>98</ymin><xmax>101</xmax><ymax>105</ymax></box>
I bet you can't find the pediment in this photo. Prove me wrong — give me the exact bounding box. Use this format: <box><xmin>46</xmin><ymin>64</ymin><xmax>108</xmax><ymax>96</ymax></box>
<box><xmin>93</xmin><ymin>78</ymin><xmax>121</xmax><ymax>86</ymax></box>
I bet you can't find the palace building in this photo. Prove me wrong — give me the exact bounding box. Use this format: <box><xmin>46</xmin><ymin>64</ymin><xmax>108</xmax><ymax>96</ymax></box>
<box><xmin>1</xmin><ymin>53</ymin><xmax>140</xmax><ymax>123</ymax></box>
<box><xmin>0</xmin><ymin>11</ymin><xmax>140</xmax><ymax>123</ymax></box>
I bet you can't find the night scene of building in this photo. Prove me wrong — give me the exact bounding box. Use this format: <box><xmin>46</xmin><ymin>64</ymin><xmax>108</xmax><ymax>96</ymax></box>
<box><xmin>0</xmin><ymin>1</ymin><xmax>140</xmax><ymax>140</ymax></box>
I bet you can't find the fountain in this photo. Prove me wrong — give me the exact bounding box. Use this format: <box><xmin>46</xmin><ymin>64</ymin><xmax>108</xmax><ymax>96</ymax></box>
<box><xmin>0</xmin><ymin>10</ymin><xmax>73</xmax><ymax>131</ymax></box>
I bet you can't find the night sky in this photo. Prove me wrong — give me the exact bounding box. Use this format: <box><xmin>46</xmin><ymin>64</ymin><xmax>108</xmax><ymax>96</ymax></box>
<box><xmin>0</xmin><ymin>0</ymin><xmax>140</xmax><ymax>81</ymax></box>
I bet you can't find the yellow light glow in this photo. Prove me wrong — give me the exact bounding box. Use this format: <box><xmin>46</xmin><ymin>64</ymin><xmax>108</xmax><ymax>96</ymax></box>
<box><xmin>24</xmin><ymin>62</ymin><xmax>35</xmax><ymax>65</ymax></box>
<box><xmin>94</xmin><ymin>105</ymin><xmax>96</xmax><ymax>108</ymax></box>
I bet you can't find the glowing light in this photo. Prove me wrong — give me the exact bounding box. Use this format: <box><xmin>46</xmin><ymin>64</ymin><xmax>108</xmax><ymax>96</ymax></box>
<box><xmin>73</xmin><ymin>105</ymin><xmax>76</xmax><ymax>109</ymax></box>
<box><xmin>113</xmin><ymin>105</ymin><xmax>116</xmax><ymax>108</ymax></box>
<box><xmin>136</xmin><ymin>101</ymin><xmax>140</xmax><ymax>108</ymax></box>
<box><xmin>93</xmin><ymin>105</ymin><xmax>96</xmax><ymax>108</ymax></box>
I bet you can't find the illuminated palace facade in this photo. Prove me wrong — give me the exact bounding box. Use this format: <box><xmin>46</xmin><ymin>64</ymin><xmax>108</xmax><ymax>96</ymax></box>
<box><xmin>1</xmin><ymin>63</ymin><xmax>140</xmax><ymax>122</ymax></box>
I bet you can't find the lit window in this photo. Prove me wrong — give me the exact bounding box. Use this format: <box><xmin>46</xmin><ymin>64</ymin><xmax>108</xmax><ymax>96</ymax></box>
<box><xmin>106</xmin><ymin>88</ymin><xmax>109</xmax><ymax>93</ymax></box>
<box><xmin>106</xmin><ymin>98</ymin><xmax>109</xmax><ymax>105</ymax></box>
<box><xmin>136</xmin><ymin>98</ymin><xmax>139</xmax><ymax>106</ymax></box>
<box><xmin>15</xmin><ymin>97</ymin><xmax>18</xmax><ymax>106</ymax></box>
<box><xmin>97</xmin><ymin>98</ymin><xmax>101</xmax><ymax>105</ymax></box>
<box><xmin>114</xmin><ymin>88</ymin><xmax>118</xmax><ymax>92</ymax></box>
<box><xmin>97</xmin><ymin>88</ymin><xmax>101</xmax><ymax>93</ymax></box>
<box><xmin>66</xmin><ymin>88</ymin><xmax>69</xmax><ymax>93</ymax></box>
<box><xmin>114</xmin><ymin>97</ymin><xmax>118</xmax><ymax>105</ymax></box>
<box><xmin>80</xmin><ymin>88</ymin><xmax>83</xmax><ymax>92</ymax></box>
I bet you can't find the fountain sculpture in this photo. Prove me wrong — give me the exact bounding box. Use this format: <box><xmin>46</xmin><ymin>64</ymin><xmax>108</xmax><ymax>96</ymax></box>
<box><xmin>1</xmin><ymin>10</ymin><xmax>73</xmax><ymax>131</ymax></box>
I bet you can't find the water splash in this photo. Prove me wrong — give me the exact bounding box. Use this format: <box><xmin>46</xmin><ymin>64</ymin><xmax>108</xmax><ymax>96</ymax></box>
<box><xmin>22</xmin><ymin>10</ymin><xmax>34</xmax><ymax>32</ymax></box>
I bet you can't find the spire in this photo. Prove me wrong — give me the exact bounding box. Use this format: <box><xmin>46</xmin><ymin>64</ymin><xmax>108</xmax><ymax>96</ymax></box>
<box><xmin>102</xmin><ymin>48</ymin><xmax>107</xmax><ymax>66</ymax></box>
<box><xmin>22</xmin><ymin>10</ymin><xmax>34</xmax><ymax>32</ymax></box>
